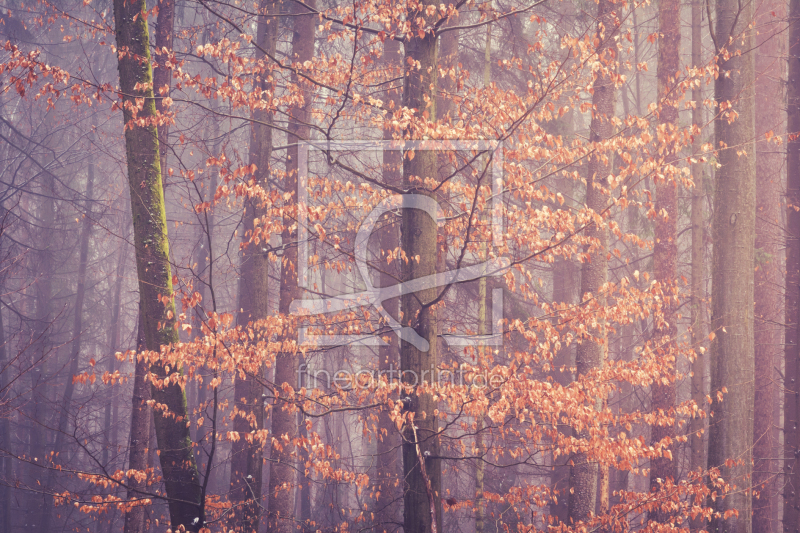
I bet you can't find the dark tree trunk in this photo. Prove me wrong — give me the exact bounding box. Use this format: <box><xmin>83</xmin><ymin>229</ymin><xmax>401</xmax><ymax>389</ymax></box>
<box><xmin>266</xmin><ymin>2</ymin><xmax>316</xmax><ymax>532</ymax></box>
<box><xmin>112</xmin><ymin>0</ymin><xmax>203</xmax><ymax>528</ymax></box>
<box><xmin>124</xmin><ymin>311</ymin><xmax>151</xmax><ymax>533</ymax></box>
<box><xmin>567</xmin><ymin>0</ymin><xmax>618</xmax><ymax>524</ymax></box>
<box><xmin>400</xmin><ymin>2</ymin><xmax>442</xmax><ymax>532</ymax></box>
<box><xmin>228</xmin><ymin>2</ymin><xmax>279</xmax><ymax>531</ymax></box>
<box><xmin>153</xmin><ymin>0</ymin><xmax>174</xmax><ymax>176</ymax></box>
<box><xmin>785</xmin><ymin>0</ymin><xmax>800</xmax><ymax>530</ymax></box>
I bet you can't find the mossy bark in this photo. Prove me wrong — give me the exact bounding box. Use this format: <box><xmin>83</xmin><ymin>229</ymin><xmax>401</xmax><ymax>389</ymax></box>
<box><xmin>112</xmin><ymin>0</ymin><xmax>202</xmax><ymax>529</ymax></box>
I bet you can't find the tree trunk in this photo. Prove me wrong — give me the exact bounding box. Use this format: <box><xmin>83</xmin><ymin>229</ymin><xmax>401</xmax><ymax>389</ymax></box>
<box><xmin>567</xmin><ymin>0</ymin><xmax>617</xmax><ymax>524</ymax></box>
<box><xmin>648</xmin><ymin>0</ymin><xmax>680</xmax><ymax>520</ymax></box>
<box><xmin>784</xmin><ymin>0</ymin><xmax>800</xmax><ymax>530</ymax></box>
<box><xmin>753</xmin><ymin>2</ymin><xmax>785</xmax><ymax>531</ymax></box>
<box><xmin>401</xmin><ymin>2</ymin><xmax>441</xmax><ymax>532</ymax></box>
<box><xmin>112</xmin><ymin>0</ymin><xmax>203</xmax><ymax>528</ymax></box>
<box><xmin>229</xmin><ymin>3</ymin><xmax>279</xmax><ymax>531</ymax></box>
<box><xmin>103</xmin><ymin>234</ymin><xmax>126</xmax><ymax>467</ymax></box>
<box><xmin>28</xmin><ymin>170</ymin><xmax>55</xmax><ymax>532</ymax></box>
<box><xmin>708</xmin><ymin>1</ymin><xmax>756</xmax><ymax>532</ymax></box>
<box><xmin>0</xmin><ymin>215</ymin><xmax>9</xmax><ymax>533</ymax></box>
<box><xmin>373</xmin><ymin>33</ymin><xmax>404</xmax><ymax>533</ymax></box>
<box><xmin>153</xmin><ymin>0</ymin><xmax>174</xmax><ymax>176</ymax></box>
<box><xmin>41</xmin><ymin>144</ymin><xmax>96</xmax><ymax>533</ymax></box>
<box><xmin>266</xmin><ymin>2</ymin><xmax>315</xmax><ymax>532</ymax></box>
<box><xmin>689</xmin><ymin>1</ymin><xmax>707</xmax><ymax>530</ymax></box>
<box><xmin>124</xmin><ymin>311</ymin><xmax>151</xmax><ymax>533</ymax></box>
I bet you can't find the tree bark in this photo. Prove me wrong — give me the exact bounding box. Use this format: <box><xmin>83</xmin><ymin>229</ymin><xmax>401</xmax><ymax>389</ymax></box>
<box><xmin>266</xmin><ymin>2</ymin><xmax>316</xmax><ymax>532</ymax></box>
<box><xmin>229</xmin><ymin>3</ymin><xmax>279</xmax><ymax>531</ymax></box>
<box><xmin>708</xmin><ymin>1</ymin><xmax>756</xmax><ymax>532</ymax></box>
<box><xmin>753</xmin><ymin>2</ymin><xmax>785</xmax><ymax>531</ymax></box>
<box><xmin>103</xmin><ymin>232</ymin><xmax>126</xmax><ymax>468</ymax></box>
<box><xmin>373</xmin><ymin>34</ymin><xmax>403</xmax><ymax>533</ymax></box>
<box><xmin>124</xmin><ymin>311</ymin><xmax>151</xmax><ymax>533</ymax></box>
<box><xmin>784</xmin><ymin>0</ymin><xmax>800</xmax><ymax>530</ymax></box>
<box><xmin>567</xmin><ymin>0</ymin><xmax>617</xmax><ymax>524</ymax></box>
<box><xmin>648</xmin><ymin>0</ymin><xmax>680</xmax><ymax>520</ymax></box>
<box><xmin>153</xmin><ymin>0</ymin><xmax>174</xmax><ymax>176</ymax></box>
<box><xmin>401</xmin><ymin>2</ymin><xmax>441</xmax><ymax>532</ymax></box>
<box><xmin>112</xmin><ymin>0</ymin><xmax>203</xmax><ymax>528</ymax></box>
<box><xmin>689</xmin><ymin>1</ymin><xmax>707</xmax><ymax>530</ymax></box>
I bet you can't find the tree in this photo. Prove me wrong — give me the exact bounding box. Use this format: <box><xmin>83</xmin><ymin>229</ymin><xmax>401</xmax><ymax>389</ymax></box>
<box><xmin>648</xmin><ymin>0</ymin><xmax>680</xmax><ymax>520</ymax></box>
<box><xmin>567</xmin><ymin>0</ymin><xmax>618</xmax><ymax>524</ymax></box>
<box><xmin>784</xmin><ymin>0</ymin><xmax>800</xmax><ymax>529</ymax></box>
<box><xmin>752</xmin><ymin>2</ymin><xmax>785</xmax><ymax>530</ymax></box>
<box><xmin>708</xmin><ymin>0</ymin><xmax>757</xmax><ymax>532</ymax></box>
<box><xmin>689</xmin><ymin>0</ymin><xmax>707</xmax><ymax>528</ymax></box>
<box><xmin>112</xmin><ymin>0</ymin><xmax>202</xmax><ymax>528</ymax></box>
<box><xmin>400</xmin><ymin>1</ymin><xmax>442</xmax><ymax>531</ymax></box>
<box><xmin>267</xmin><ymin>1</ymin><xmax>316</xmax><ymax>531</ymax></box>
<box><xmin>228</xmin><ymin>1</ymin><xmax>279</xmax><ymax>530</ymax></box>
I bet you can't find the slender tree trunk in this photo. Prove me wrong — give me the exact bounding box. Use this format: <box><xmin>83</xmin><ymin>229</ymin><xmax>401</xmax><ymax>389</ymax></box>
<box><xmin>401</xmin><ymin>2</ymin><xmax>441</xmax><ymax>532</ymax></box>
<box><xmin>40</xmin><ymin>148</ymin><xmax>96</xmax><ymax>533</ymax></box>
<box><xmin>690</xmin><ymin>1</ymin><xmax>707</xmax><ymax>530</ymax></box>
<box><xmin>753</xmin><ymin>3</ymin><xmax>785</xmax><ymax>531</ymax></box>
<box><xmin>53</xmin><ymin>150</ymin><xmax>95</xmax><ymax>452</ymax></box>
<box><xmin>103</xmin><ymin>238</ymin><xmax>126</xmax><ymax>467</ymax></box>
<box><xmin>28</xmin><ymin>171</ymin><xmax>54</xmax><ymax>532</ymax></box>
<box><xmin>0</xmin><ymin>226</ymin><xmax>9</xmax><ymax>533</ymax></box>
<box><xmin>708</xmin><ymin>1</ymin><xmax>756</xmax><ymax>532</ymax></box>
<box><xmin>567</xmin><ymin>0</ymin><xmax>617</xmax><ymax>524</ymax></box>
<box><xmin>784</xmin><ymin>0</ymin><xmax>800</xmax><ymax>530</ymax></box>
<box><xmin>474</xmin><ymin>21</ymin><xmax>491</xmax><ymax>533</ymax></box>
<box><xmin>549</xmin><ymin>107</ymin><xmax>578</xmax><ymax>526</ymax></box>
<box><xmin>112</xmin><ymin>0</ymin><xmax>203</xmax><ymax>528</ymax></box>
<box><xmin>229</xmin><ymin>3</ymin><xmax>279</xmax><ymax>531</ymax></box>
<box><xmin>648</xmin><ymin>0</ymin><xmax>680</xmax><ymax>520</ymax></box>
<box><xmin>373</xmin><ymin>34</ymin><xmax>404</xmax><ymax>533</ymax></box>
<box><xmin>124</xmin><ymin>311</ymin><xmax>151</xmax><ymax>533</ymax></box>
<box><xmin>267</xmin><ymin>2</ymin><xmax>315</xmax><ymax>532</ymax></box>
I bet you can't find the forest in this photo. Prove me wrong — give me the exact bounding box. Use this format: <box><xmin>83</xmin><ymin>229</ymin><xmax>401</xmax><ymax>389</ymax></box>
<box><xmin>0</xmin><ymin>0</ymin><xmax>794</xmax><ymax>531</ymax></box>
